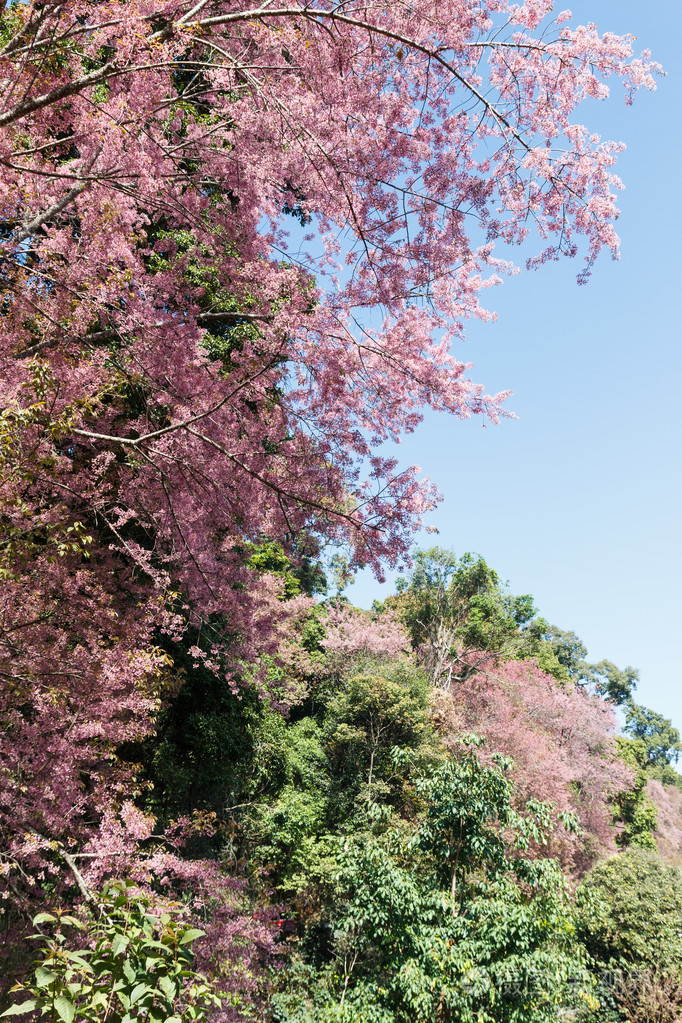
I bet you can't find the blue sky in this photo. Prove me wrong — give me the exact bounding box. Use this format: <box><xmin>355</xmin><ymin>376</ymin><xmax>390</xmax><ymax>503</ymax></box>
<box><xmin>346</xmin><ymin>0</ymin><xmax>682</xmax><ymax>731</ymax></box>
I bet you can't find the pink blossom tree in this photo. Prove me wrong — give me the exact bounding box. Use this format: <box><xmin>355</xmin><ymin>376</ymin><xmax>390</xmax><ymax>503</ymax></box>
<box><xmin>432</xmin><ymin>656</ymin><xmax>633</xmax><ymax>871</ymax></box>
<box><xmin>0</xmin><ymin>0</ymin><xmax>660</xmax><ymax>618</ymax></box>
<box><xmin>647</xmin><ymin>779</ymin><xmax>682</xmax><ymax>865</ymax></box>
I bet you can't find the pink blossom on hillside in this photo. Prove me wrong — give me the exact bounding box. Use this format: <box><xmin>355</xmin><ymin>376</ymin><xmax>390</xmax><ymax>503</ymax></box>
<box><xmin>647</xmin><ymin>779</ymin><xmax>682</xmax><ymax>864</ymax></box>
<box><xmin>322</xmin><ymin>604</ymin><xmax>408</xmax><ymax>668</ymax></box>
<box><xmin>434</xmin><ymin>657</ymin><xmax>633</xmax><ymax>872</ymax></box>
<box><xmin>0</xmin><ymin>554</ymin><xmax>164</xmax><ymax>924</ymax></box>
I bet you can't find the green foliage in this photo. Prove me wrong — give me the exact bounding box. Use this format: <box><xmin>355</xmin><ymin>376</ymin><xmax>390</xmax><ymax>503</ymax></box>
<box><xmin>232</xmin><ymin>661</ymin><xmax>442</xmax><ymax>893</ymax></box>
<box><xmin>578</xmin><ymin>848</ymin><xmax>682</xmax><ymax>973</ymax></box>
<box><xmin>245</xmin><ymin>541</ymin><xmax>327</xmax><ymax>598</ymax></box>
<box><xmin>271</xmin><ymin>748</ymin><xmax>592</xmax><ymax>1023</ymax></box>
<box><xmin>2</xmin><ymin>882</ymin><xmax>220</xmax><ymax>1023</ymax></box>
<box><xmin>612</xmin><ymin>739</ymin><xmax>659</xmax><ymax>850</ymax></box>
<box><xmin>576</xmin><ymin>849</ymin><xmax>682</xmax><ymax>1021</ymax></box>
<box><xmin>0</xmin><ymin>4</ymin><xmax>25</xmax><ymax>50</ymax></box>
<box><xmin>237</xmin><ymin>714</ymin><xmax>330</xmax><ymax>890</ymax></box>
<box><xmin>521</xmin><ymin>629</ymin><xmax>574</xmax><ymax>683</ymax></box>
<box><xmin>297</xmin><ymin>602</ymin><xmax>329</xmax><ymax>655</ymax></box>
<box><xmin>624</xmin><ymin>703</ymin><xmax>682</xmax><ymax>766</ymax></box>
<box><xmin>93</xmin><ymin>552</ymin><xmax>682</xmax><ymax>1021</ymax></box>
<box><xmin>542</xmin><ymin>626</ymin><xmax>588</xmax><ymax>675</ymax></box>
<box><xmin>246</xmin><ymin>541</ymin><xmax>305</xmax><ymax>598</ymax></box>
<box><xmin>141</xmin><ymin>644</ymin><xmax>264</xmax><ymax>825</ymax></box>
<box><xmin>390</xmin><ymin>548</ymin><xmax>537</xmax><ymax>653</ymax></box>
<box><xmin>513</xmin><ymin>629</ymin><xmax>641</xmax><ymax>699</ymax></box>
<box><xmin>383</xmin><ymin>547</ymin><xmax>644</xmax><ymax>708</ymax></box>
<box><xmin>323</xmin><ymin>662</ymin><xmax>441</xmax><ymax>820</ymax></box>
<box><xmin>645</xmin><ymin>761</ymin><xmax>682</xmax><ymax>791</ymax></box>
<box><xmin>141</xmin><ymin>644</ymin><xmax>330</xmax><ymax>875</ymax></box>
<box><xmin>414</xmin><ymin>744</ymin><xmax>559</xmax><ymax>881</ymax></box>
<box><xmin>381</xmin><ymin>549</ymin><xmax>540</xmax><ymax>686</ymax></box>
<box><xmin>586</xmin><ymin>661</ymin><xmax>639</xmax><ymax>706</ymax></box>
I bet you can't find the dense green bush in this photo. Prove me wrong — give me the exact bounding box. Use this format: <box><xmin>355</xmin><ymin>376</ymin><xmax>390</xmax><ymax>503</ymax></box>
<box><xmin>577</xmin><ymin>848</ymin><xmax>682</xmax><ymax>1021</ymax></box>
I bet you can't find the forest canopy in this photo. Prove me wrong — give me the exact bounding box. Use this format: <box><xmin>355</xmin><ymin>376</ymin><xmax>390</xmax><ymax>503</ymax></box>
<box><xmin>0</xmin><ymin>1</ymin><xmax>676</xmax><ymax>1021</ymax></box>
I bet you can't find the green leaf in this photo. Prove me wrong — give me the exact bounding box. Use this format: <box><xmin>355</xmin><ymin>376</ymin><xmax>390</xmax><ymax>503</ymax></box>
<box><xmin>130</xmin><ymin>983</ymin><xmax>153</xmax><ymax>1005</ymax></box>
<box><xmin>1</xmin><ymin>1002</ymin><xmax>38</xmax><ymax>1017</ymax></box>
<box><xmin>139</xmin><ymin>940</ymin><xmax>168</xmax><ymax>953</ymax></box>
<box><xmin>158</xmin><ymin>975</ymin><xmax>176</xmax><ymax>1002</ymax></box>
<box><xmin>178</xmin><ymin>928</ymin><xmax>205</xmax><ymax>945</ymax></box>
<box><xmin>59</xmin><ymin>916</ymin><xmax>85</xmax><ymax>930</ymax></box>
<box><xmin>32</xmin><ymin>913</ymin><xmax>57</xmax><ymax>925</ymax></box>
<box><xmin>64</xmin><ymin>952</ymin><xmax>93</xmax><ymax>971</ymax></box>
<box><xmin>53</xmin><ymin>997</ymin><xmax>75</xmax><ymax>1023</ymax></box>
<box><xmin>111</xmin><ymin>933</ymin><xmax>129</xmax><ymax>956</ymax></box>
<box><xmin>34</xmin><ymin>968</ymin><xmax>57</xmax><ymax>988</ymax></box>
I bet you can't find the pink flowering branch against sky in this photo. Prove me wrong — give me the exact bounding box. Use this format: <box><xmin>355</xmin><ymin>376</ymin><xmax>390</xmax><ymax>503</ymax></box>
<box><xmin>347</xmin><ymin>0</ymin><xmax>682</xmax><ymax>736</ymax></box>
<box><xmin>0</xmin><ymin>0</ymin><xmax>661</xmax><ymax>629</ymax></box>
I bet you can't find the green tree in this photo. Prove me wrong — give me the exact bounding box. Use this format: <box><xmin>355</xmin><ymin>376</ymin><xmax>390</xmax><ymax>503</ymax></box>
<box><xmin>235</xmin><ymin>713</ymin><xmax>330</xmax><ymax>892</ymax></box>
<box><xmin>624</xmin><ymin>704</ymin><xmax>682</xmax><ymax>767</ymax></box>
<box><xmin>271</xmin><ymin>746</ymin><xmax>592</xmax><ymax>1023</ymax></box>
<box><xmin>382</xmin><ymin>549</ymin><xmax>538</xmax><ymax>687</ymax></box>
<box><xmin>586</xmin><ymin>662</ymin><xmax>640</xmax><ymax>706</ymax></box>
<box><xmin>514</xmin><ymin>627</ymin><xmax>641</xmax><ymax>698</ymax></box>
<box><xmin>611</xmin><ymin>738</ymin><xmax>659</xmax><ymax>850</ymax></box>
<box><xmin>323</xmin><ymin>662</ymin><xmax>442</xmax><ymax>821</ymax></box>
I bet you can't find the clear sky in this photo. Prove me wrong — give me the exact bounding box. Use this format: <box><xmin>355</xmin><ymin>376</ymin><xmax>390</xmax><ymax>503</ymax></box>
<box><xmin>346</xmin><ymin>0</ymin><xmax>682</xmax><ymax>731</ymax></box>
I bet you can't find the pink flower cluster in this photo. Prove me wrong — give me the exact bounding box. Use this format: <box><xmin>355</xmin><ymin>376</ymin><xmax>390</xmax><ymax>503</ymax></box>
<box><xmin>322</xmin><ymin>604</ymin><xmax>408</xmax><ymax>668</ymax></box>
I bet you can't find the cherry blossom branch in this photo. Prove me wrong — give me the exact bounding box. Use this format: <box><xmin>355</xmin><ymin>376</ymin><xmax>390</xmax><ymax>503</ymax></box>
<box><xmin>194</xmin><ymin>5</ymin><xmax>532</xmax><ymax>150</ymax></box>
<box><xmin>26</xmin><ymin>830</ymin><xmax>99</xmax><ymax>908</ymax></box>
<box><xmin>3</xmin><ymin>175</ymin><xmax>89</xmax><ymax>248</ymax></box>
<box><xmin>70</xmin><ymin>356</ymin><xmax>281</xmax><ymax>448</ymax></box>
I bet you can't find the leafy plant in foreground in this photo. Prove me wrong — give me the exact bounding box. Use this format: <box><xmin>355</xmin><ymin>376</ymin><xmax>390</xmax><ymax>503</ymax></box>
<box><xmin>2</xmin><ymin>881</ymin><xmax>220</xmax><ymax>1023</ymax></box>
